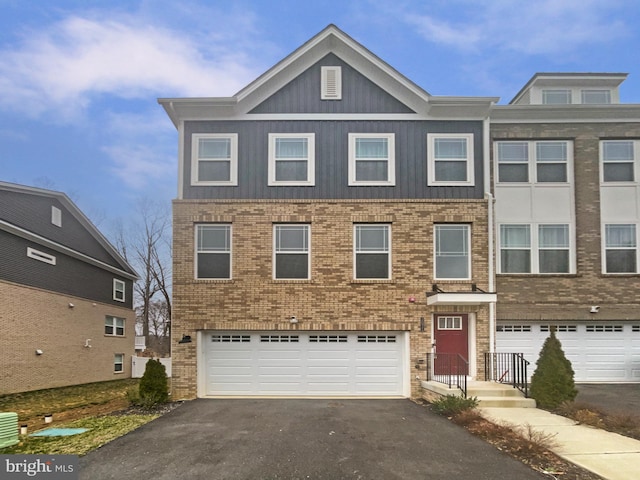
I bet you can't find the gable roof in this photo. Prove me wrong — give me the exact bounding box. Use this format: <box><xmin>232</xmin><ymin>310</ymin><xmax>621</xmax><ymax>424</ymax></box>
<box><xmin>0</xmin><ymin>181</ymin><xmax>137</xmax><ymax>280</ymax></box>
<box><xmin>159</xmin><ymin>24</ymin><xmax>498</xmax><ymax>124</ymax></box>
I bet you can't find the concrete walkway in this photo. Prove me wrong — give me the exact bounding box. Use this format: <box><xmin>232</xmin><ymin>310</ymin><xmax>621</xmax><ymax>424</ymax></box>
<box><xmin>479</xmin><ymin>407</ymin><xmax>640</xmax><ymax>480</ymax></box>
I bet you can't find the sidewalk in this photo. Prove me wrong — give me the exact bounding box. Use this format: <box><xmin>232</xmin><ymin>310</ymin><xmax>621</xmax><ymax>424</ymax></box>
<box><xmin>479</xmin><ymin>407</ymin><xmax>640</xmax><ymax>480</ymax></box>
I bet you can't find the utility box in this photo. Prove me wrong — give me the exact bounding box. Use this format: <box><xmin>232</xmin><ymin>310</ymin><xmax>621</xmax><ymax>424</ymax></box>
<box><xmin>0</xmin><ymin>412</ymin><xmax>19</xmax><ymax>448</ymax></box>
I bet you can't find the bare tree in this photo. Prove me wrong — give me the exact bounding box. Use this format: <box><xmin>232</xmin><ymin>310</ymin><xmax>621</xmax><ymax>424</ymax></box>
<box><xmin>113</xmin><ymin>198</ymin><xmax>172</xmax><ymax>352</ymax></box>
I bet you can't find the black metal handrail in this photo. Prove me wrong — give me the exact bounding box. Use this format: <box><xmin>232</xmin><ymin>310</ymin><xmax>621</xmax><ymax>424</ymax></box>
<box><xmin>426</xmin><ymin>352</ymin><xmax>468</xmax><ymax>398</ymax></box>
<box><xmin>484</xmin><ymin>352</ymin><xmax>530</xmax><ymax>397</ymax></box>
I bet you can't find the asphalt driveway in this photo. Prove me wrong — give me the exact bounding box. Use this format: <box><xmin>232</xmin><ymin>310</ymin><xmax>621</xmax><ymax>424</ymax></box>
<box><xmin>79</xmin><ymin>399</ymin><xmax>547</xmax><ymax>480</ymax></box>
<box><xmin>576</xmin><ymin>383</ymin><xmax>640</xmax><ymax>415</ymax></box>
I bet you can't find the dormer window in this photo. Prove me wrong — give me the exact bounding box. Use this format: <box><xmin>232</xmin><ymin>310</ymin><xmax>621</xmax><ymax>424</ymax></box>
<box><xmin>542</xmin><ymin>89</ymin><xmax>571</xmax><ymax>105</ymax></box>
<box><xmin>581</xmin><ymin>89</ymin><xmax>611</xmax><ymax>104</ymax></box>
<box><xmin>321</xmin><ymin>66</ymin><xmax>342</xmax><ymax>100</ymax></box>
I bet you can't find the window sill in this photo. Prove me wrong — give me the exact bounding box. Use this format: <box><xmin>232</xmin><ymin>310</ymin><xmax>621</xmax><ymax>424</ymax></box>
<box><xmin>193</xmin><ymin>279</ymin><xmax>235</xmax><ymax>283</ymax></box>
<box><xmin>497</xmin><ymin>273</ymin><xmax>577</xmax><ymax>278</ymax></box>
<box><xmin>351</xmin><ymin>279</ymin><xmax>395</xmax><ymax>284</ymax></box>
<box><xmin>271</xmin><ymin>279</ymin><xmax>315</xmax><ymax>284</ymax></box>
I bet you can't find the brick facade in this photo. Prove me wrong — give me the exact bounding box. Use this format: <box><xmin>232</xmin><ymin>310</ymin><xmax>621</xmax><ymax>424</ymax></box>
<box><xmin>0</xmin><ymin>280</ymin><xmax>134</xmax><ymax>394</ymax></box>
<box><xmin>491</xmin><ymin>122</ymin><xmax>640</xmax><ymax>321</ymax></box>
<box><xmin>172</xmin><ymin>198</ymin><xmax>492</xmax><ymax>399</ymax></box>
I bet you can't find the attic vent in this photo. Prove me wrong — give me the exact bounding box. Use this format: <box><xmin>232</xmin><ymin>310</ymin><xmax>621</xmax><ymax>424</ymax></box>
<box><xmin>51</xmin><ymin>206</ymin><xmax>62</xmax><ymax>227</ymax></box>
<box><xmin>321</xmin><ymin>66</ymin><xmax>342</xmax><ymax>100</ymax></box>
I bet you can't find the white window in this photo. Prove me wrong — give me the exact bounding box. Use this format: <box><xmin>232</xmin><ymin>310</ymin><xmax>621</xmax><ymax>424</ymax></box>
<box><xmin>113</xmin><ymin>279</ymin><xmax>125</xmax><ymax>302</ymax></box>
<box><xmin>105</xmin><ymin>316</ymin><xmax>125</xmax><ymax>336</ymax></box>
<box><xmin>542</xmin><ymin>89</ymin><xmax>571</xmax><ymax>105</ymax></box>
<box><xmin>354</xmin><ymin>224</ymin><xmax>390</xmax><ymax>279</ymax></box>
<box><xmin>196</xmin><ymin>224</ymin><xmax>231</xmax><ymax>279</ymax></box>
<box><xmin>604</xmin><ymin>224</ymin><xmax>638</xmax><ymax>273</ymax></box>
<box><xmin>581</xmin><ymin>89</ymin><xmax>611</xmax><ymax>104</ymax></box>
<box><xmin>348</xmin><ymin>134</ymin><xmax>395</xmax><ymax>185</ymax></box>
<box><xmin>268</xmin><ymin>134</ymin><xmax>315</xmax><ymax>185</ymax></box>
<box><xmin>114</xmin><ymin>354</ymin><xmax>124</xmax><ymax>373</ymax></box>
<box><xmin>274</xmin><ymin>225</ymin><xmax>310</xmax><ymax>280</ymax></box>
<box><xmin>601</xmin><ymin>140</ymin><xmax>636</xmax><ymax>182</ymax></box>
<box><xmin>496</xmin><ymin>140</ymin><xmax>570</xmax><ymax>184</ymax></box>
<box><xmin>51</xmin><ymin>206</ymin><xmax>62</xmax><ymax>227</ymax></box>
<box><xmin>191</xmin><ymin>134</ymin><xmax>238</xmax><ymax>185</ymax></box>
<box><xmin>26</xmin><ymin>247</ymin><xmax>56</xmax><ymax>265</ymax></box>
<box><xmin>321</xmin><ymin>66</ymin><xmax>342</xmax><ymax>100</ymax></box>
<box><xmin>437</xmin><ymin>316</ymin><xmax>462</xmax><ymax>330</ymax></box>
<box><xmin>500</xmin><ymin>224</ymin><xmax>571</xmax><ymax>274</ymax></box>
<box><xmin>434</xmin><ymin>225</ymin><xmax>470</xmax><ymax>279</ymax></box>
<box><xmin>427</xmin><ymin>134</ymin><xmax>474</xmax><ymax>185</ymax></box>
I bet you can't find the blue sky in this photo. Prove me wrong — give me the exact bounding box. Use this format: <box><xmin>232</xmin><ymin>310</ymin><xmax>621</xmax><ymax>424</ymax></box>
<box><xmin>1</xmin><ymin>0</ymin><xmax>639</xmax><ymax>238</ymax></box>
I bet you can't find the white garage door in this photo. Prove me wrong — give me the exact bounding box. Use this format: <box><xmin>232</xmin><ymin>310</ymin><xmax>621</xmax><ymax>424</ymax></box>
<box><xmin>496</xmin><ymin>323</ymin><xmax>640</xmax><ymax>382</ymax></box>
<box><xmin>202</xmin><ymin>331</ymin><xmax>406</xmax><ymax>396</ymax></box>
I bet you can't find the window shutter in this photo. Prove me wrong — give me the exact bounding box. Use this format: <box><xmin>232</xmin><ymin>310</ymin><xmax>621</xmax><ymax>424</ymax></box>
<box><xmin>321</xmin><ymin>66</ymin><xmax>342</xmax><ymax>100</ymax></box>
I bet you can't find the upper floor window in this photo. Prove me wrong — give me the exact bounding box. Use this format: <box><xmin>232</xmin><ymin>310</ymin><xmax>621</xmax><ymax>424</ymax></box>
<box><xmin>348</xmin><ymin>134</ymin><xmax>395</xmax><ymax>186</ymax></box>
<box><xmin>113</xmin><ymin>279</ymin><xmax>125</xmax><ymax>302</ymax></box>
<box><xmin>434</xmin><ymin>224</ymin><xmax>470</xmax><ymax>279</ymax></box>
<box><xmin>581</xmin><ymin>89</ymin><xmax>611</xmax><ymax>104</ymax></box>
<box><xmin>191</xmin><ymin>134</ymin><xmax>238</xmax><ymax>185</ymax></box>
<box><xmin>268</xmin><ymin>134</ymin><xmax>315</xmax><ymax>186</ymax></box>
<box><xmin>499</xmin><ymin>224</ymin><xmax>571</xmax><ymax>274</ymax></box>
<box><xmin>196</xmin><ymin>224</ymin><xmax>231</xmax><ymax>279</ymax></box>
<box><xmin>354</xmin><ymin>224</ymin><xmax>390</xmax><ymax>279</ymax></box>
<box><xmin>542</xmin><ymin>89</ymin><xmax>571</xmax><ymax>105</ymax></box>
<box><xmin>105</xmin><ymin>316</ymin><xmax>125</xmax><ymax>336</ymax></box>
<box><xmin>427</xmin><ymin>134</ymin><xmax>474</xmax><ymax>186</ymax></box>
<box><xmin>496</xmin><ymin>140</ymin><xmax>570</xmax><ymax>184</ymax></box>
<box><xmin>601</xmin><ymin>140</ymin><xmax>636</xmax><ymax>182</ymax></box>
<box><xmin>604</xmin><ymin>224</ymin><xmax>638</xmax><ymax>274</ymax></box>
<box><xmin>274</xmin><ymin>224</ymin><xmax>310</xmax><ymax>280</ymax></box>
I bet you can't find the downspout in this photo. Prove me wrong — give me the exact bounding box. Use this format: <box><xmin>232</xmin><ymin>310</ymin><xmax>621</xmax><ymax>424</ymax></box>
<box><xmin>483</xmin><ymin>115</ymin><xmax>496</xmax><ymax>354</ymax></box>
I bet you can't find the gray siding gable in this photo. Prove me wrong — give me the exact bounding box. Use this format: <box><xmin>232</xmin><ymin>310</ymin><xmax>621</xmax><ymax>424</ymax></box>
<box><xmin>250</xmin><ymin>54</ymin><xmax>415</xmax><ymax>114</ymax></box>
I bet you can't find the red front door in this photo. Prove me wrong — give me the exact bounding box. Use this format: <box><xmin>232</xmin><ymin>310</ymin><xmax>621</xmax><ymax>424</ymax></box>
<box><xmin>433</xmin><ymin>314</ymin><xmax>469</xmax><ymax>375</ymax></box>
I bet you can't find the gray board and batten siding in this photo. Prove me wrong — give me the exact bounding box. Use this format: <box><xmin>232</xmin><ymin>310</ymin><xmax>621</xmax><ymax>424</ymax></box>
<box><xmin>250</xmin><ymin>53</ymin><xmax>415</xmax><ymax>115</ymax></box>
<box><xmin>183</xmin><ymin>120</ymin><xmax>485</xmax><ymax>201</ymax></box>
<box><xmin>0</xmin><ymin>229</ymin><xmax>133</xmax><ymax>308</ymax></box>
<box><xmin>0</xmin><ymin>189</ymin><xmax>128</xmax><ymax>270</ymax></box>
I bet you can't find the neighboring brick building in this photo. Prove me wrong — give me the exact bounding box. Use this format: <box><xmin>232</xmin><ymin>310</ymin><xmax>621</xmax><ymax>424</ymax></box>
<box><xmin>0</xmin><ymin>181</ymin><xmax>138</xmax><ymax>394</ymax></box>
<box><xmin>162</xmin><ymin>25</ymin><xmax>497</xmax><ymax>400</ymax></box>
<box><xmin>491</xmin><ymin>74</ymin><xmax>640</xmax><ymax>382</ymax></box>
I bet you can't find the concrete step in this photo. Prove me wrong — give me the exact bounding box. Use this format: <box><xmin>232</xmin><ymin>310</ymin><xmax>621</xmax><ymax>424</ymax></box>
<box><xmin>421</xmin><ymin>380</ymin><xmax>537</xmax><ymax>408</ymax></box>
<box><xmin>475</xmin><ymin>396</ymin><xmax>537</xmax><ymax>408</ymax></box>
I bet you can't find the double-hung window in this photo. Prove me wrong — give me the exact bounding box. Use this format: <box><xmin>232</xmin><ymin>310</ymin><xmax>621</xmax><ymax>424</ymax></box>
<box><xmin>268</xmin><ymin>134</ymin><xmax>315</xmax><ymax>185</ymax></box>
<box><xmin>105</xmin><ymin>316</ymin><xmax>125</xmax><ymax>336</ymax></box>
<box><xmin>196</xmin><ymin>224</ymin><xmax>231</xmax><ymax>279</ymax></box>
<box><xmin>114</xmin><ymin>354</ymin><xmax>124</xmax><ymax>373</ymax></box>
<box><xmin>582</xmin><ymin>90</ymin><xmax>611</xmax><ymax>104</ymax></box>
<box><xmin>348</xmin><ymin>134</ymin><xmax>395</xmax><ymax>185</ymax></box>
<box><xmin>542</xmin><ymin>89</ymin><xmax>571</xmax><ymax>104</ymax></box>
<box><xmin>354</xmin><ymin>224</ymin><xmax>390</xmax><ymax>279</ymax></box>
<box><xmin>604</xmin><ymin>224</ymin><xmax>638</xmax><ymax>273</ymax></box>
<box><xmin>601</xmin><ymin>140</ymin><xmax>636</xmax><ymax>182</ymax></box>
<box><xmin>427</xmin><ymin>134</ymin><xmax>474</xmax><ymax>185</ymax></box>
<box><xmin>496</xmin><ymin>140</ymin><xmax>570</xmax><ymax>183</ymax></box>
<box><xmin>113</xmin><ymin>279</ymin><xmax>125</xmax><ymax>302</ymax></box>
<box><xmin>434</xmin><ymin>225</ymin><xmax>470</xmax><ymax>279</ymax></box>
<box><xmin>274</xmin><ymin>225</ymin><xmax>310</xmax><ymax>279</ymax></box>
<box><xmin>500</xmin><ymin>224</ymin><xmax>571</xmax><ymax>274</ymax></box>
<box><xmin>191</xmin><ymin>134</ymin><xmax>238</xmax><ymax>185</ymax></box>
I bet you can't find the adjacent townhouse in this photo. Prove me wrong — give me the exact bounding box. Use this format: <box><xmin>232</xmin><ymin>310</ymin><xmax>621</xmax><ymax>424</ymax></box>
<box><xmin>160</xmin><ymin>25</ymin><xmax>498</xmax><ymax>400</ymax></box>
<box><xmin>0</xmin><ymin>181</ymin><xmax>138</xmax><ymax>394</ymax></box>
<box><xmin>492</xmin><ymin>73</ymin><xmax>640</xmax><ymax>382</ymax></box>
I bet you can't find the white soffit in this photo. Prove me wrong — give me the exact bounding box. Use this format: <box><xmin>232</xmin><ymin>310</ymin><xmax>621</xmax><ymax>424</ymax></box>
<box><xmin>427</xmin><ymin>292</ymin><xmax>497</xmax><ymax>305</ymax></box>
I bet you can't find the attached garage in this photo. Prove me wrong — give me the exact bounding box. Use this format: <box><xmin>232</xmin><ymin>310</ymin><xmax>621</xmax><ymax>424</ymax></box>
<box><xmin>200</xmin><ymin>331</ymin><xmax>408</xmax><ymax>397</ymax></box>
<box><xmin>496</xmin><ymin>322</ymin><xmax>640</xmax><ymax>382</ymax></box>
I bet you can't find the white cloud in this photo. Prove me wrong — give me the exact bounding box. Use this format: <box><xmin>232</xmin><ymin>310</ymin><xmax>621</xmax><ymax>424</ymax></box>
<box><xmin>402</xmin><ymin>0</ymin><xmax>628</xmax><ymax>56</ymax></box>
<box><xmin>0</xmin><ymin>14</ymin><xmax>261</xmax><ymax>118</ymax></box>
<box><xmin>103</xmin><ymin>142</ymin><xmax>174</xmax><ymax>190</ymax></box>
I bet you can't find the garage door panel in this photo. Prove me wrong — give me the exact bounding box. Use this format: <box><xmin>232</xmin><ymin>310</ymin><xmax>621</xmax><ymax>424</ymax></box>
<box><xmin>204</xmin><ymin>331</ymin><xmax>405</xmax><ymax>396</ymax></box>
<box><xmin>497</xmin><ymin>323</ymin><xmax>640</xmax><ymax>383</ymax></box>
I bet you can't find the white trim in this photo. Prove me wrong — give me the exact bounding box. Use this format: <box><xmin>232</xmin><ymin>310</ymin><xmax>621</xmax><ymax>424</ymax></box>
<box><xmin>494</xmin><ymin>140</ymin><xmax>573</xmax><ymax>185</ymax></box>
<box><xmin>273</xmin><ymin>224</ymin><xmax>311</xmax><ymax>280</ymax></box>
<box><xmin>26</xmin><ymin>247</ymin><xmax>56</xmax><ymax>265</ymax></box>
<box><xmin>353</xmin><ymin>224</ymin><xmax>392</xmax><ymax>280</ymax></box>
<box><xmin>105</xmin><ymin>315</ymin><xmax>125</xmax><ymax>337</ymax></box>
<box><xmin>114</xmin><ymin>353</ymin><xmax>125</xmax><ymax>373</ymax></box>
<box><xmin>348</xmin><ymin>133</ymin><xmax>396</xmax><ymax>186</ymax></box>
<box><xmin>113</xmin><ymin>278</ymin><xmax>125</xmax><ymax>302</ymax></box>
<box><xmin>177</xmin><ymin>121</ymin><xmax>185</xmax><ymax>199</ymax></box>
<box><xmin>433</xmin><ymin>224</ymin><xmax>471</xmax><ymax>280</ymax></box>
<box><xmin>195</xmin><ymin>224</ymin><xmax>233</xmax><ymax>280</ymax></box>
<box><xmin>268</xmin><ymin>133</ymin><xmax>315</xmax><ymax>186</ymax></box>
<box><xmin>191</xmin><ymin>133</ymin><xmax>238</xmax><ymax>186</ymax></box>
<box><xmin>426</xmin><ymin>292</ymin><xmax>497</xmax><ymax>305</ymax></box>
<box><xmin>321</xmin><ymin>66</ymin><xmax>342</xmax><ymax>100</ymax></box>
<box><xmin>427</xmin><ymin>133</ymin><xmax>475</xmax><ymax>186</ymax></box>
<box><xmin>602</xmin><ymin>223</ymin><xmax>639</xmax><ymax>274</ymax></box>
<box><xmin>600</xmin><ymin>139</ymin><xmax>639</xmax><ymax>184</ymax></box>
<box><xmin>51</xmin><ymin>206</ymin><xmax>62</xmax><ymax>227</ymax></box>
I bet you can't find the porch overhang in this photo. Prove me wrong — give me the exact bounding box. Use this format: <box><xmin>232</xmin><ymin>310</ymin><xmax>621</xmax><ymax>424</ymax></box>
<box><xmin>426</xmin><ymin>285</ymin><xmax>497</xmax><ymax>305</ymax></box>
